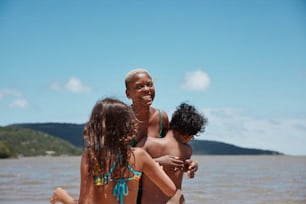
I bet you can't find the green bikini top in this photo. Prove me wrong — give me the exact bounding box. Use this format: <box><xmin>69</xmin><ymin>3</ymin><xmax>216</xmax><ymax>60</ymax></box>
<box><xmin>130</xmin><ymin>109</ymin><xmax>163</xmax><ymax>147</ymax></box>
<box><xmin>93</xmin><ymin>157</ymin><xmax>142</xmax><ymax>204</ymax></box>
<box><xmin>158</xmin><ymin>109</ymin><xmax>163</xmax><ymax>138</ymax></box>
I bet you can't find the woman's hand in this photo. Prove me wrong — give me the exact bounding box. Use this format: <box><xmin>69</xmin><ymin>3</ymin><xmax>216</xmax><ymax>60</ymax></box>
<box><xmin>155</xmin><ymin>155</ymin><xmax>185</xmax><ymax>171</ymax></box>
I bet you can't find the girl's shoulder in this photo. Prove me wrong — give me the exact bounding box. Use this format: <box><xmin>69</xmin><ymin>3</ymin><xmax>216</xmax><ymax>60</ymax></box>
<box><xmin>132</xmin><ymin>147</ymin><xmax>154</xmax><ymax>163</ymax></box>
<box><xmin>132</xmin><ymin>147</ymin><xmax>147</xmax><ymax>156</ymax></box>
<box><xmin>131</xmin><ymin>147</ymin><xmax>152</xmax><ymax>170</ymax></box>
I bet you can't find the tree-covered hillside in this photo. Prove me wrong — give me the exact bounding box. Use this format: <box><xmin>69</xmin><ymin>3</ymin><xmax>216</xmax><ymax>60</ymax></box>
<box><xmin>190</xmin><ymin>140</ymin><xmax>282</xmax><ymax>155</ymax></box>
<box><xmin>0</xmin><ymin>126</ymin><xmax>82</xmax><ymax>158</ymax></box>
<box><xmin>9</xmin><ymin>123</ymin><xmax>283</xmax><ymax>155</ymax></box>
<box><xmin>10</xmin><ymin>123</ymin><xmax>84</xmax><ymax>147</ymax></box>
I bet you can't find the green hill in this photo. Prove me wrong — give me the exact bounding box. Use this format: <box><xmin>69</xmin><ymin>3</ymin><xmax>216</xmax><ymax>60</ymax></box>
<box><xmin>9</xmin><ymin>123</ymin><xmax>283</xmax><ymax>155</ymax></box>
<box><xmin>9</xmin><ymin>122</ymin><xmax>84</xmax><ymax>147</ymax></box>
<box><xmin>0</xmin><ymin>126</ymin><xmax>82</xmax><ymax>158</ymax></box>
<box><xmin>190</xmin><ymin>140</ymin><xmax>282</xmax><ymax>155</ymax></box>
<box><xmin>0</xmin><ymin>140</ymin><xmax>16</xmax><ymax>158</ymax></box>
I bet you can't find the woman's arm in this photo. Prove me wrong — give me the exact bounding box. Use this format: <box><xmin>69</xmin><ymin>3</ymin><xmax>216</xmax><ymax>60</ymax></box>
<box><xmin>154</xmin><ymin>155</ymin><xmax>184</xmax><ymax>169</ymax></box>
<box><xmin>183</xmin><ymin>146</ymin><xmax>198</xmax><ymax>178</ymax></box>
<box><xmin>184</xmin><ymin>159</ymin><xmax>198</xmax><ymax>178</ymax></box>
<box><xmin>138</xmin><ymin>148</ymin><xmax>176</xmax><ymax>197</ymax></box>
<box><xmin>143</xmin><ymin>137</ymin><xmax>184</xmax><ymax>169</ymax></box>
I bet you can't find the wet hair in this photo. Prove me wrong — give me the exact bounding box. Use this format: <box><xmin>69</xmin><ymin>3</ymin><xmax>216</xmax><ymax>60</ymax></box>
<box><xmin>169</xmin><ymin>103</ymin><xmax>207</xmax><ymax>137</ymax></box>
<box><xmin>124</xmin><ymin>68</ymin><xmax>151</xmax><ymax>89</ymax></box>
<box><xmin>83</xmin><ymin>97</ymin><xmax>137</xmax><ymax>178</ymax></box>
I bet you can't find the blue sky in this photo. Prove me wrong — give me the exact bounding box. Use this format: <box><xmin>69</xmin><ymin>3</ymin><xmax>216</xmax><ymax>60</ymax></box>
<box><xmin>1</xmin><ymin>0</ymin><xmax>305</xmax><ymax>155</ymax></box>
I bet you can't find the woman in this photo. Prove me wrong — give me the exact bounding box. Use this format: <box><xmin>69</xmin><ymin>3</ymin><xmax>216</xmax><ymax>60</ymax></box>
<box><xmin>124</xmin><ymin>69</ymin><xmax>199</xmax><ymax>204</ymax></box>
<box><xmin>125</xmin><ymin>68</ymin><xmax>169</xmax><ymax>143</ymax></box>
<box><xmin>50</xmin><ymin>98</ymin><xmax>176</xmax><ymax>204</ymax></box>
<box><xmin>125</xmin><ymin>69</ymin><xmax>198</xmax><ymax>172</ymax></box>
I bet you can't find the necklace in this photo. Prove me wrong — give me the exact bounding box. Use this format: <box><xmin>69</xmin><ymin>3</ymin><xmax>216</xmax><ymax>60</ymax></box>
<box><xmin>131</xmin><ymin>105</ymin><xmax>150</xmax><ymax>123</ymax></box>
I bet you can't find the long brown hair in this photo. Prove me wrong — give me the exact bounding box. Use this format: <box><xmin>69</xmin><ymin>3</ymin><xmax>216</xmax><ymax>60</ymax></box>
<box><xmin>84</xmin><ymin>98</ymin><xmax>137</xmax><ymax>178</ymax></box>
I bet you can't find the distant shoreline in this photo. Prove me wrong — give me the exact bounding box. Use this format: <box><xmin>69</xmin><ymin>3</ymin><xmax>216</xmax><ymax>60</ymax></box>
<box><xmin>1</xmin><ymin>123</ymin><xmax>284</xmax><ymax>158</ymax></box>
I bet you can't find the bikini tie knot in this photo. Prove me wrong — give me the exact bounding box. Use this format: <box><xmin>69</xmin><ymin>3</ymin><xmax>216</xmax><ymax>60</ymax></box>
<box><xmin>113</xmin><ymin>179</ymin><xmax>129</xmax><ymax>204</ymax></box>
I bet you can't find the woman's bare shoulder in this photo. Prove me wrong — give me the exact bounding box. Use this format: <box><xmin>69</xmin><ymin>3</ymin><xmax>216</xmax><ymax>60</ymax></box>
<box><xmin>151</xmin><ymin>107</ymin><xmax>168</xmax><ymax>117</ymax></box>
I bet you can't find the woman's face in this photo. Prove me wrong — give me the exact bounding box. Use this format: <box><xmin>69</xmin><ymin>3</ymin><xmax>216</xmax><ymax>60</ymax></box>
<box><xmin>126</xmin><ymin>72</ymin><xmax>155</xmax><ymax>107</ymax></box>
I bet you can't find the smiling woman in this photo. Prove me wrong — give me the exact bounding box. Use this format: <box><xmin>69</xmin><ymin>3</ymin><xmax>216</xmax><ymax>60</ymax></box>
<box><xmin>124</xmin><ymin>68</ymin><xmax>169</xmax><ymax>143</ymax></box>
<box><xmin>124</xmin><ymin>68</ymin><xmax>200</xmax><ymax>204</ymax></box>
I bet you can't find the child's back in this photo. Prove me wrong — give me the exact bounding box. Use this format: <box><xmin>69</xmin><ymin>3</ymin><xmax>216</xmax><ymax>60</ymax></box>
<box><xmin>140</xmin><ymin>102</ymin><xmax>207</xmax><ymax>204</ymax></box>
<box><xmin>141</xmin><ymin>131</ymin><xmax>192</xmax><ymax>204</ymax></box>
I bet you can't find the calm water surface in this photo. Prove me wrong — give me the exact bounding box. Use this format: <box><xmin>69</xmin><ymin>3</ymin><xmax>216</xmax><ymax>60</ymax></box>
<box><xmin>0</xmin><ymin>155</ymin><xmax>305</xmax><ymax>204</ymax></box>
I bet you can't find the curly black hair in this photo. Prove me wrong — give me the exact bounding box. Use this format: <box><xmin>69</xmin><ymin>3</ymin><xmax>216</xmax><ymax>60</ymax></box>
<box><xmin>169</xmin><ymin>102</ymin><xmax>207</xmax><ymax>137</ymax></box>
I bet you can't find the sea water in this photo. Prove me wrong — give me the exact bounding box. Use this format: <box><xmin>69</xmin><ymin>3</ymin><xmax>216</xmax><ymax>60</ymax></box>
<box><xmin>0</xmin><ymin>155</ymin><xmax>305</xmax><ymax>204</ymax></box>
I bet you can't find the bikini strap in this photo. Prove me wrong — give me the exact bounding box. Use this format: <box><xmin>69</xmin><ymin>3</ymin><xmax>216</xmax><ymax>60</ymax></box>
<box><xmin>127</xmin><ymin>164</ymin><xmax>142</xmax><ymax>178</ymax></box>
<box><xmin>159</xmin><ymin>109</ymin><xmax>163</xmax><ymax>138</ymax></box>
<box><xmin>93</xmin><ymin>157</ymin><xmax>118</xmax><ymax>186</ymax></box>
<box><xmin>113</xmin><ymin>179</ymin><xmax>129</xmax><ymax>204</ymax></box>
<box><xmin>95</xmin><ymin>157</ymin><xmax>142</xmax><ymax>204</ymax></box>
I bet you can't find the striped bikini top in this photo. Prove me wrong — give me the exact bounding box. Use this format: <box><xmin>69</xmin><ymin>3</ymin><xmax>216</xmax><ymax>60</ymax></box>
<box><xmin>93</xmin><ymin>158</ymin><xmax>142</xmax><ymax>204</ymax></box>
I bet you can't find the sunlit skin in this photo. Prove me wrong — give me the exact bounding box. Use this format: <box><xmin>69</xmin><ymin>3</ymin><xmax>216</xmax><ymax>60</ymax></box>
<box><xmin>49</xmin><ymin>71</ymin><xmax>201</xmax><ymax>204</ymax></box>
<box><xmin>141</xmin><ymin>132</ymin><xmax>193</xmax><ymax>204</ymax></box>
<box><xmin>140</xmin><ymin>102</ymin><xmax>207</xmax><ymax>204</ymax></box>
<box><xmin>125</xmin><ymin>70</ymin><xmax>199</xmax><ymax>170</ymax></box>
<box><xmin>50</xmin><ymin>148</ymin><xmax>176</xmax><ymax>204</ymax></box>
<box><xmin>50</xmin><ymin>98</ymin><xmax>176</xmax><ymax>204</ymax></box>
<box><xmin>125</xmin><ymin>72</ymin><xmax>169</xmax><ymax>142</ymax></box>
<box><xmin>49</xmin><ymin>71</ymin><xmax>200</xmax><ymax>204</ymax></box>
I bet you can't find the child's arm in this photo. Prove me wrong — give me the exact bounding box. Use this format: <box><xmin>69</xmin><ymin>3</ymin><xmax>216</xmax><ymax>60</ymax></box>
<box><xmin>50</xmin><ymin>187</ymin><xmax>75</xmax><ymax>204</ymax></box>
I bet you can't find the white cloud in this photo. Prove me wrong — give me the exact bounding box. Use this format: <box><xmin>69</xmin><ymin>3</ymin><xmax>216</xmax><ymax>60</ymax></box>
<box><xmin>50</xmin><ymin>77</ymin><xmax>92</xmax><ymax>94</ymax></box>
<box><xmin>198</xmin><ymin>107</ymin><xmax>306</xmax><ymax>155</ymax></box>
<box><xmin>181</xmin><ymin>70</ymin><xmax>210</xmax><ymax>91</ymax></box>
<box><xmin>0</xmin><ymin>89</ymin><xmax>29</xmax><ymax>109</ymax></box>
<box><xmin>8</xmin><ymin>99</ymin><xmax>29</xmax><ymax>108</ymax></box>
<box><xmin>65</xmin><ymin>77</ymin><xmax>92</xmax><ymax>93</ymax></box>
<box><xmin>0</xmin><ymin>89</ymin><xmax>21</xmax><ymax>99</ymax></box>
